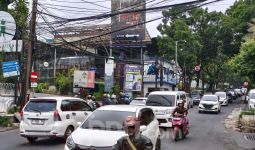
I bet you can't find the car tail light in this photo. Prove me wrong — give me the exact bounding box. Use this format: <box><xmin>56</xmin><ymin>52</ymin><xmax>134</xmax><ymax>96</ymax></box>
<box><xmin>20</xmin><ymin>111</ymin><xmax>24</xmax><ymax>120</ymax></box>
<box><xmin>53</xmin><ymin>111</ymin><xmax>61</xmax><ymax>121</ymax></box>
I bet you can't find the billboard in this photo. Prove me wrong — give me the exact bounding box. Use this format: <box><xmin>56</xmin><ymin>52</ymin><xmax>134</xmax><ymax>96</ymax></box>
<box><xmin>125</xmin><ymin>64</ymin><xmax>142</xmax><ymax>91</ymax></box>
<box><xmin>104</xmin><ymin>58</ymin><xmax>114</xmax><ymax>92</ymax></box>
<box><xmin>73</xmin><ymin>71</ymin><xmax>95</xmax><ymax>88</ymax></box>
<box><xmin>111</xmin><ymin>0</ymin><xmax>146</xmax><ymax>41</ymax></box>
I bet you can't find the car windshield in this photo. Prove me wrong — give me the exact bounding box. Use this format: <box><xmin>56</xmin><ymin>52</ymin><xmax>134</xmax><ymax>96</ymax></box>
<box><xmin>250</xmin><ymin>93</ymin><xmax>255</xmax><ymax>99</ymax></box>
<box><xmin>201</xmin><ymin>96</ymin><xmax>218</xmax><ymax>102</ymax></box>
<box><xmin>81</xmin><ymin>110</ymin><xmax>135</xmax><ymax>131</ymax></box>
<box><xmin>24</xmin><ymin>100</ymin><xmax>57</xmax><ymax>112</ymax></box>
<box><xmin>215</xmin><ymin>93</ymin><xmax>226</xmax><ymax>98</ymax></box>
<box><xmin>146</xmin><ymin>95</ymin><xmax>175</xmax><ymax>107</ymax></box>
<box><xmin>130</xmin><ymin>100</ymin><xmax>145</xmax><ymax>105</ymax></box>
<box><xmin>191</xmin><ymin>94</ymin><xmax>200</xmax><ymax>98</ymax></box>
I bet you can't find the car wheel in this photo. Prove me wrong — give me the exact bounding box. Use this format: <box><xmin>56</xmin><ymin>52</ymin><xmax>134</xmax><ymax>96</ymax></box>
<box><xmin>27</xmin><ymin>137</ymin><xmax>37</xmax><ymax>143</ymax></box>
<box><xmin>64</xmin><ymin>126</ymin><xmax>74</xmax><ymax>140</ymax></box>
<box><xmin>198</xmin><ymin>110</ymin><xmax>201</xmax><ymax>113</ymax></box>
<box><xmin>155</xmin><ymin>136</ymin><xmax>161</xmax><ymax>150</ymax></box>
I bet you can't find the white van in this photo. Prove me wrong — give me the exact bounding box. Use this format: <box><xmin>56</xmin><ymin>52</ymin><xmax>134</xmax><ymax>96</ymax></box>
<box><xmin>145</xmin><ymin>91</ymin><xmax>187</xmax><ymax>127</ymax></box>
<box><xmin>20</xmin><ymin>97</ymin><xmax>93</xmax><ymax>143</ymax></box>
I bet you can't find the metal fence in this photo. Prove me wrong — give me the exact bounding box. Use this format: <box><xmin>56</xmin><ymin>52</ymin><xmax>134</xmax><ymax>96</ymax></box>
<box><xmin>0</xmin><ymin>83</ymin><xmax>15</xmax><ymax>113</ymax></box>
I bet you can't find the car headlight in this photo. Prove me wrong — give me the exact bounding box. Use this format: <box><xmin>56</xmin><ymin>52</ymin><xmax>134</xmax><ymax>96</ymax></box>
<box><xmin>199</xmin><ymin>104</ymin><xmax>203</xmax><ymax>107</ymax></box>
<box><xmin>165</xmin><ymin>109</ymin><xmax>172</xmax><ymax>115</ymax></box>
<box><xmin>66</xmin><ymin>136</ymin><xmax>75</xmax><ymax>149</ymax></box>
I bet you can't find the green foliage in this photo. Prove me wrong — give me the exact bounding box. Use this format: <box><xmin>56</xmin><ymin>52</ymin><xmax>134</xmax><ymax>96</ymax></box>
<box><xmin>8</xmin><ymin>105</ymin><xmax>19</xmax><ymax>114</ymax></box>
<box><xmin>35</xmin><ymin>82</ymin><xmax>49</xmax><ymax>93</ymax></box>
<box><xmin>240</xmin><ymin>109</ymin><xmax>255</xmax><ymax>119</ymax></box>
<box><xmin>229</xmin><ymin>40</ymin><xmax>255</xmax><ymax>86</ymax></box>
<box><xmin>93</xmin><ymin>83</ymin><xmax>104</xmax><ymax>101</ymax></box>
<box><xmin>55</xmin><ymin>73</ymin><xmax>72</xmax><ymax>95</ymax></box>
<box><xmin>0</xmin><ymin>117</ymin><xmax>11</xmax><ymax>127</ymax></box>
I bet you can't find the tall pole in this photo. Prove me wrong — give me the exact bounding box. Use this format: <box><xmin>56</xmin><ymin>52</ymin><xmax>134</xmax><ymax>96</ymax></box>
<box><xmin>22</xmin><ymin>0</ymin><xmax>38</xmax><ymax>109</ymax></box>
<box><xmin>141</xmin><ymin>47</ymin><xmax>144</xmax><ymax>96</ymax></box>
<box><xmin>175</xmin><ymin>41</ymin><xmax>178</xmax><ymax>90</ymax></box>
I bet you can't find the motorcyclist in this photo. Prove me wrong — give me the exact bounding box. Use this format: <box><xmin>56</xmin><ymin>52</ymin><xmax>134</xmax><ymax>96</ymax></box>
<box><xmin>102</xmin><ymin>93</ymin><xmax>111</xmax><ymax>106</ymax></box>
<box><xmin>172</xmin><ymin>100</ymin><xmax>188</xmax><ymax>117</ymax></box>
<box><xmin>172</xmin><ymin>100</ymin><xmax>189</xmax><ymax>135</ymax></box>
<box><xmin>113</xmin><ymin>116</ymin><xmax>153</xmax><ymax>150</ymax></box>
<box><xmin>86</xmin><ymin>94</ymin><xmax>97</xmax><ymax>110</ymax></box>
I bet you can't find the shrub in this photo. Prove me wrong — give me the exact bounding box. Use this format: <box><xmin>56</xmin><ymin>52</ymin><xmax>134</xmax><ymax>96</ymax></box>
<box><xmin>0</xmin><ymin>117</ymin><xmax>11</xmax><ymax>127</ymax></box>
<box><xmin>55</xmin><ymin>73</ymin><xmax>72</xmax><ymax>95</ymax></box>
<box><xmin>240</xmin><ymin>109</ymin><xmax>255</xmax><ymax>119</ymax></box>
<box><xmin>35</xmin><ymin>82</ymin><xmax>49</xmax><ymax>93</ymax></box>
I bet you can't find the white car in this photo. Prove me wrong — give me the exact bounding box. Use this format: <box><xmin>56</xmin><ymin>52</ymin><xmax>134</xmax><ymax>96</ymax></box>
<box><xmin>20</xmin><ymin>97</ymin><xmax>93</xmax><ymax>143</ymax></box>
<box><xmin>130</xmin><ymin>97</ymin><xmax>147</xmax><ymax>106</ymax></box>
<box><xmin>146</xmin><ymin>91</ymin><xmax>188</xmax><ymax>128</ymax></box>
<box><xmin>215</xmin><ymin>92</ymin><xmax>229</xmax><ymax>106</ymax></box>
<box><xmin>198</xmin><ymin>95</ymin><xmax>221</xmax><ymax>113</ymax></box>
<box><xmin>65</xmin><ymin>105</ymin><xmax>161</xmax><ymax>150</ymax></box>
<box><xmin>248</xmin><ymin>90</ymin><xmax>255</xmax><ymax>109</ymax></box>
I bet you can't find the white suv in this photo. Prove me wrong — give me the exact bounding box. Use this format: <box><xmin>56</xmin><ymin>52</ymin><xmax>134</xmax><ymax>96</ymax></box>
<box><xmin>20</xmin><ymin>97</ymin><xmax>93</xmax><ymax>143</ymax></box>
<box><xmin>146</xmin><ymin>91</ymin><xmax>188</xmax><ymax>128</ymax></box>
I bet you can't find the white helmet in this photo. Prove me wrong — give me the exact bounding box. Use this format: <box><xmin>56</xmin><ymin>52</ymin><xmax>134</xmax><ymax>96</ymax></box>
<box><xmin>177</xmin><ymin>100</ymin><xmax>184</xmax><ymax>105</ymax></box>
<box><xmin>111</xmin><ymin>94</ymin><xmax>116</xmax><ymax>98</ymax></box>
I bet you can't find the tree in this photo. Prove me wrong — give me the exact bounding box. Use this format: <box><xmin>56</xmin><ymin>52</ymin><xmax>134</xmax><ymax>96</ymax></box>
<box><xmin>229</xmin><ymin>41</ymin><xmax>255</xmax><ymax>87</ymax></box>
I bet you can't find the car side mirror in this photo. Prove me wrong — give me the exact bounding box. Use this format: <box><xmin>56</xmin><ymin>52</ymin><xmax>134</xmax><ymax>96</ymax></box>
<box><xmin>140</xmin><ymin>125</ymin><xmax>147</xmax><ymax>132</ymax></box>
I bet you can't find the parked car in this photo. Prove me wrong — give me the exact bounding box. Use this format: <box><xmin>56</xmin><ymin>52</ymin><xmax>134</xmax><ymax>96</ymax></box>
<box><xmin>215</xmin><ymin>92</ymin><xmax>229</xmax><ymax>106</ymax></box>
<box><xmin>20</xmin><ymin>97</ymin><xmax>93</xmax><ymax>143</ymax></box>
<box><xmin>184</xmin><ymin>93</ymin><xmax>193</xmax><ymax>109</ymax></box>
<box><xmin>248</xmin><ymin>89</ymin><xmax>255</xmax><ymax>109</ymax></box>
<box><xmin>130</xmin><ymin>97</ymin><xmax>147</xmax><ymax>106</ymax></box>
<box><xmin>234</xmin><ymin>88</ymin><xmax>243</xmax><ymax>97</ymax></box>
<box><xmin>191</xmin><ymin>92</ymin><xmax>202</xmax><ymax>105</ymax></box>
<box><xmin>64</xmin><ymin>105</ymin><xmax>161</xmax><ymax>150</ymax></box>
<box><xmin>198</xmin><ymin>95</ymin><xmax>221</xmax><ymax>114</ymax></box>
<box><xmin>226</xmin><ymin>89</ymin><xmax>236</xmax><ymax>102</ymax></box>
<box><xmin>146</xmin><ymin>91</ymin><xmax>188</xmax><ymax>128</ymax></box>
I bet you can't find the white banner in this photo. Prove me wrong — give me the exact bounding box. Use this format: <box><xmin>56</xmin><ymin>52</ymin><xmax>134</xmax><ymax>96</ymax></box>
<box><xmin>0</xmin><ymin>40</ymin><xmax>22</xmax><ymax>52</ymax></box>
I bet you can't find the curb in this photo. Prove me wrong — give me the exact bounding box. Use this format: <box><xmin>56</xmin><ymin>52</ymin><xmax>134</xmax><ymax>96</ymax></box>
<box><xmin>0</xmin><ymin>126</ymin><xmax>18</xmax><ymax>132</ymax></box>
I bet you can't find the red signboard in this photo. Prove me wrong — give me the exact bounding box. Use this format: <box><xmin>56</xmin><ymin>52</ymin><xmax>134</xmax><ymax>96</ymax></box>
<box><xmin>31</xmin><ymin>72</ymin><xmax>38</xmax><ymax>82</ymax></box>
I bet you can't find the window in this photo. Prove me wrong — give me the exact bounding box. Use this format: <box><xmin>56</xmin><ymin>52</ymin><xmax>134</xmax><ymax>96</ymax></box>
<box><xmin>79</xmin><ymin>101</ymin><xmax>92</xmax><ymax>111</ymax></box>
<box><xmin>61</xmin><ymin>100</ymin><xmax>72</xmax><ymax>111</ymax></box>
<box><xmin>146</xmin><ymin>95</ymin><xmax>176</xmax><ymax>107</ymax></box>
<box><xmin>25</xmin><ymin>100</ymin><xmax>57</xmax><ymax>112</ymax></box>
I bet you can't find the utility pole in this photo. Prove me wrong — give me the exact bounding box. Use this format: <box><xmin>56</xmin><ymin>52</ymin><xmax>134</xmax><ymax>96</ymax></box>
<box><xmin>175</xmin><ymin>41</ymin><xmax>178</xmax><ymax>90</ymax></box>
<box><xmin>21</xmin><ymin>0</ymin><xmax>38</xmax><ymax>109</ymax></box>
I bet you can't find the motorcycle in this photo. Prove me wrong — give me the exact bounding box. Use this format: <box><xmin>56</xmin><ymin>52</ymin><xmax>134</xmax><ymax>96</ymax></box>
<box><xmin>172</xmin><ymin>113</ymin><xmax>189</xmax><ymax>141</ymax></box>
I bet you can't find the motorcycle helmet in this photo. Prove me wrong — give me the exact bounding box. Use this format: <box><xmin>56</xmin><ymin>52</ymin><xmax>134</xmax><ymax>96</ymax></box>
<box><xmin>177</xmin><ymin>100</ymin><xmax>184</xmax><ymax>106</ymax></box>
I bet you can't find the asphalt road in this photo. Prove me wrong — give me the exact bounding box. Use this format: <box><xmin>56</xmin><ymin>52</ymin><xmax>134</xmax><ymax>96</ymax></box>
<box><xmin>161</xmin><ymin>99</ymin><xmax>245</xmax><ymax>150</ymax></box>
<box><xmin>0</xmin><ymin>99</ymin><xmax>245</xmax><ymax>150</ymax></box>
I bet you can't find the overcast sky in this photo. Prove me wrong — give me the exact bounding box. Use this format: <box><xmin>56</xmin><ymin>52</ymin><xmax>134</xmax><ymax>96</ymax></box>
<box><xmin>25</xmin><ymin>0</ymin><xmax>236</xmax><ymax>39</ymax></box>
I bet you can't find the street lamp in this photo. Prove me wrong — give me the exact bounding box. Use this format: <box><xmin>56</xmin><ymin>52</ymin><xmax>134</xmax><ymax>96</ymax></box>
<box><xmin>175</xmin><ymin>40</ymin><xmax>186</xmax><ymax>90</ymax></box>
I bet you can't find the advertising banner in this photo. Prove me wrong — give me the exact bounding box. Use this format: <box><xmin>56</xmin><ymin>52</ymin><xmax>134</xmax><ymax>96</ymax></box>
<box><xmin>143</xmin><ymin>63</ymin><xmax>177</xmax><ymax>85</ymax></box>
<box><xmin>104</xmin><ymin>58</ymin><xmax>114</xmax><ymax>92</ymax></box>
<box><xmin>125</xmin><ymin>64</ymin><xmax>141</xmax><ymax>91</ymax></box>
<box><xmin>2</xmin><ymin>61</ymin><xmax>20</xmax><ymax>78</ymax></box>
<box><xmin>73</xmin><ymin>71</ymin><xmax>95</xmax><ymax>88</ymax></box>
<box><xmin>111</xmin><ymin>0</ymin><xmax>146</xmax><ymax>41</ymax></box>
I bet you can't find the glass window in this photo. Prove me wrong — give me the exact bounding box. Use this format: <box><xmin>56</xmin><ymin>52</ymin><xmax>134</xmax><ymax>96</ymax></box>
<box><xmin>201</xmin><ymin>96</ymin><xmax>218</xmax><ymax>101</ymax></box>
<box><xmin>61</xmin><ymin>100</ymin><xmax>71</xmax><ymax>111</ymax></box>
<box><xmin>25</xmin><ymin>100</ymin><xmax>56</xmax><ymax>112</ymax></box>
<box><xmin>79</xmin><ymin>101</ymin><xmax>92</xmax><ymax>111</ymax></box>
<box><xmin>146</xmin><ymin>95</ymin><xmax>176</xmax><ymax>107</ymax></box>
<box><xmin>215</xmin><ymin>92</ymin><xmax>226</xmax><ymax>98</ymax></box>
<box><xmin>81</xmin><ymin>110</ymin><xmax>135</xmax><ymax>130</ymax></box>
<box><xmin>70</xmin><ymin>101</ymin><xmax>82</xmax><ymax>111</ymax></box>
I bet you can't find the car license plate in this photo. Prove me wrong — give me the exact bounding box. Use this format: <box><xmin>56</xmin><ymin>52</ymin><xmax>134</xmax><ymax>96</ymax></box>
<box><xmin>31</xmin><ymin>119</ymin><xmax>44</xmax><ymax>125</ymax></box>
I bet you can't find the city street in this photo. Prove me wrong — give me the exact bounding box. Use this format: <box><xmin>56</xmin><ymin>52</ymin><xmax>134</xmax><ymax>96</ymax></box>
<box><xmin>0</xmin><ymin>100</ymin><xmax>244</xmax><ymax>150</ymax></box>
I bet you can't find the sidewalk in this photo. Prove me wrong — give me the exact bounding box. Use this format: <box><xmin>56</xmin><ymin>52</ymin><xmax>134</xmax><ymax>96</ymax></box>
<box><xmin>231</xmin><ymin>131</ymin><xmax>255</xmax><ymax>150</ymax></box>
